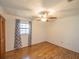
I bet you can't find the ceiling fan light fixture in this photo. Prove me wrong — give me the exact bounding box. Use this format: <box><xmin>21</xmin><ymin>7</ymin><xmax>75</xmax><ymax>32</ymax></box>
<box><xmin>34</xmin><ymin>10</ymin><xmax>57</xmax><ymax>22</ymax></box>
<box><xmin>39</xmin><ymin>11</ymin><xmax>48</xmax><ymax>22</ymax></box>
<box><xmin>41</xmin><ymin>17</ymin><xmax>47</xmax><ymax>22</ymax></box>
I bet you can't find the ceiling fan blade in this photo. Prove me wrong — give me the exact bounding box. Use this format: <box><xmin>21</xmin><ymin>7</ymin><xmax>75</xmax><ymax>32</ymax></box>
<box><xmin>32</xmin><ymin>16</ymin><xmax>41</xmax><ymax>21</ymax></box>
<box><xmin>48</xmin><ymin>17</ymin><xmax>57</xmax><ymax>19</ymax></box>
<box><xmin>47</xmin><ymin>19</ymin><xmax>57</xmax><ymax>22</ymax></box>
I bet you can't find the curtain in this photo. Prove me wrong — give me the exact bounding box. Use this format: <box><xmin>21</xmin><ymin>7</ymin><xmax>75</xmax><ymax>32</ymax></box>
<box><xmin>28</xmin><ymin>21</ymin><xmax>32</xmax><ymax>46</ymax></box>
<box><xmin>14</xmin><ymin>19</ymin><xmax>22</xmax><ymax>49</ymax></box>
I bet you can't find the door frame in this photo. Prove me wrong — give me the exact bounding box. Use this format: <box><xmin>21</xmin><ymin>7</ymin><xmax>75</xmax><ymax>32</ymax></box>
<box><xmin>0</xmin><ymin>15</ymin><xmax>5</xmax><ymax>58</ymax></box>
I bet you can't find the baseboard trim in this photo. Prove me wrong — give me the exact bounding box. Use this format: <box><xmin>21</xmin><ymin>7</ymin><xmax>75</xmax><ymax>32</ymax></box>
<box><xmin>47</xmin><ymin>41</ymin><xmax>79</xmax><ymax>54</ymax></box>
<box><xmin>6</xmin><ymin>41</ymin><xmax>79</xmax><ymax>54</ymax></box>
<box><xmin>6</xmin><ymin>41</ymin><xmax>48</xmax><ymax>54</ymax></box>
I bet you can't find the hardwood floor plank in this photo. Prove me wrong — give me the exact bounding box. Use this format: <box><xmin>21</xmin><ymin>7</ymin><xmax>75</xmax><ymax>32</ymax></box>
<box><xmin>5</xmin><ymin>42</ymin><xmax>79</xmax><ymax>59</ymax></box>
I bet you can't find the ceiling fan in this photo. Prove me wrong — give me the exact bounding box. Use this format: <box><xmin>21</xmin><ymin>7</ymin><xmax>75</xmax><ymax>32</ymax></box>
<box><xmin>32</xmin><ymin>10</ymin><xmax>57</xmax><ymax>22</ymax></box>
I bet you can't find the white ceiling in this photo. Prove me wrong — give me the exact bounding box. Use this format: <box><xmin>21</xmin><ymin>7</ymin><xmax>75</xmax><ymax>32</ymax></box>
<box><xmin>0</xmin><ymin>0</ymin><xmax>79</xmax><ymax>18</ymax></box>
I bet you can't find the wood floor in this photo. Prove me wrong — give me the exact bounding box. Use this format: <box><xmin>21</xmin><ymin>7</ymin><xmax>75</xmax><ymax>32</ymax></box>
<box><xmin>5</xmin><ymin>42</ymin><xmax>79</xmax><ymax>59</ymax></box>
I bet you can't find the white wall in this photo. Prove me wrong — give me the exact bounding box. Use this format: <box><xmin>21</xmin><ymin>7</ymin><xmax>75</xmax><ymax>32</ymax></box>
<box><xmin>32</xmin><ymin>21</ymin><xmax>47</xmax><ymax>44</ymax></box>
<box><xmin>0</xmin><ymin>6</ymin><xmax>47</xmax><ymax>51</ymax></box>
<box><xmin>46</xmin><ymin>0</ymin><xmax>79</xmax><ymax>53</ymax></box>
<box><xmin>1</xmin><ymin>12</ymin><xmax>47</xmax><ymax>52</ymax></box>
<box><xmin>5</xmin><ymin>16</ymin><xmax>47</xmax><ymax>51</ymax></box>
<box><xmin>47</xmin><ymin>15</ymin><xmax>79</xmax><ymax>53</ymax></box>
<box><xmin>0</xmin><ymin>6</ymin><xmax>4</xmax><ymax>14</ymax></box>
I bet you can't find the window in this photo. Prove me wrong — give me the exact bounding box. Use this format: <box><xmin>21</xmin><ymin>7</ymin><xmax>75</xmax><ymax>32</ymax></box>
<box><xmin>20</xmin><ymin>23</ymin><xmax>29</xmax><ymax>34</ymax></box>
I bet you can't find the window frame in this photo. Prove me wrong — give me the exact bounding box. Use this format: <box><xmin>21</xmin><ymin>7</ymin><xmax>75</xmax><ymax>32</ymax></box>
<box><xmin>19</xmin><ymin>23</ymin><xmax>30</xmax><ymax>35</ymax></box>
